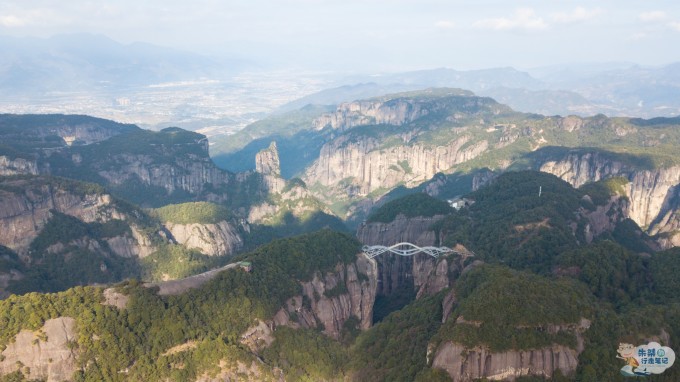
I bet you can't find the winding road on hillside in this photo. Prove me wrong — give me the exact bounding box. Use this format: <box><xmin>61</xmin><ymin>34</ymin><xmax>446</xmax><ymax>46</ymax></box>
<box><xmin>145</xmin><ymin>242</ymin><xmax>472</xmax><ymax>296</ymax></box>
<box><xmin>145</xmin><ymin>262</ymin><xmax>239</xmax><ymax>296</ymax></box>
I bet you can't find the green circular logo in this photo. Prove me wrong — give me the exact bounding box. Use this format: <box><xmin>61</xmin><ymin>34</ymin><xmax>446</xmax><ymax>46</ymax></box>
<box><xmin>658</xmin><ymin>349</ymin><xmax>666</xmax><ymax>357</ymax></box>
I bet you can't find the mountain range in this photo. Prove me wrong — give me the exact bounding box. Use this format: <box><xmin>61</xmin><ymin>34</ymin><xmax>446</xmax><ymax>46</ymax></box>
<box><xmin>0</xmin><ymin>33</ymin><xmax>245</xmax><ymax>96</ymax></box>
<box><xmin>0</xmin><ymin>83</ymin><xmax>679</xmax><ymax>381</ymax></box>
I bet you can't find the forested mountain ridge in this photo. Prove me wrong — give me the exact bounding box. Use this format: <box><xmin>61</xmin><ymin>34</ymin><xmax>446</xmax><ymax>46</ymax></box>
<box><xmin>0</xmin><ymin>115</ymin><xmax>348</xmax><ymax>297</ymax></box>
<box><xmin>0</xmin><ymin>86</ymin><xmax>679</xmax><ymax>381</ymax></box>
<box><xmin>357</xmin><ymin>172</ymin><xmax>680</xmax><ymax>381</ymax></box>
<box><xmin>216</xmin><ymin>89</ymin><xmax>680</xmax><ymax>243</ymax></box>
<box><xmin>1</xmin><ymin>174</ymin><xmax>680</xmax><ymax>381</ymax></box>
<box><xmin>0</xmin><ymin>175</ymin><xmax>251</xmax><ymax>297</ymax></box>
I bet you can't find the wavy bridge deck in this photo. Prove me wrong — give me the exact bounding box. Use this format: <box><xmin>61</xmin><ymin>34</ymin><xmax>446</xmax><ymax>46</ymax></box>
<box><xmin>361</xmin><ymin>242</ymin><xmax>471</xmax><ymax>259</ymax></box>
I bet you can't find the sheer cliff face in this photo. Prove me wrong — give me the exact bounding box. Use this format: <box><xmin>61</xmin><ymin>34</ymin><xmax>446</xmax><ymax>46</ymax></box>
<box><xmin>357</xmin><ymin>215</ymin><xmax>455</xmax><ymax>298</ymax></box>
<box><xmin>0</xmin><ymin>120</ymin><xmax>235</xmax><ymax>202</ymax></box>
<box><xmin>255</xmin><ymin>141</ymin><xmax>281</xmax><ymax>177</ymax></box>
<box><xmin>302</xmin><ymin>92</ymin><xmax>509</xmax><ymax>201</ymax></box>
<box><xmin>0</xmin><ymin>157</ymin><xmax>39</xmax><ymax>176</ymax></box>
<box><xmin>0</xmin><ymin>178</ymin><xmax>121</xmax><ymax>254</ymax></box>
<box><xmin>165</xmin><ymin>221</ymin><xmax>243</xmax><ymax>257</ymax></box>
<box><xmin>0</xmin><ymin>317</ymin><xmax>77</xmax><ymax>382</ymax></box>
<box><xmin>432</xmin><ymin>343</ymin><xmax>579</xmax><ymax>382</ymax></box>
<box><xmin>539</xmin><ymin>152</ymin><xmax>680</xmax><ymax>242</ymax></box>
<box><xmin>304</xmin><ymin>135</ymin><xmax>488</xmax><ymax>196</ymax></box>
<box><xmin>0</xmin><ymin>177</ymin><xmax>157</xmax><ymax>257</ymax></box>
<box><xmin>313</xmin><ymin>98</ymin><xmax>430</xmax><ymax>131</ymax></box>
<box><xmin>431</xmin><ymin>318</ymin><xmax>590</xmax><ymax>382</ymax></box>
<box><xmin>273</xmin><ymin>254</ymin><xmax>378</xmax><ymax>339</ymax></box>
<box><xmin>95</xmin><ymin>146</ymin><xmax>232</xmax><ymax>196</ymax></box>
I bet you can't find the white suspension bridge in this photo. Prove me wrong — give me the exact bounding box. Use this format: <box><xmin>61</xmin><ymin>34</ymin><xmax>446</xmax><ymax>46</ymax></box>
<box><xmin>361</xmin><ymin>242</ymin><xmax>473</xmax><ymax>259</ymax></box>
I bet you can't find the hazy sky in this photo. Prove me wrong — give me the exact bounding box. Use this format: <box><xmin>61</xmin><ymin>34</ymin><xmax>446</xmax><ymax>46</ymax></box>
<box><xmin>1</xmin><ymin>0</ymin><xmax>680</xmax><ymax>71</ymax></box>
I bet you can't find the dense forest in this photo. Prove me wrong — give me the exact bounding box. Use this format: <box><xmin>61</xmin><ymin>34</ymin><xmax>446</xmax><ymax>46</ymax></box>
<box><xmin>1</xmin><ymin>108</ymin><xmax>679</xmax><ymax>381</ymax></box>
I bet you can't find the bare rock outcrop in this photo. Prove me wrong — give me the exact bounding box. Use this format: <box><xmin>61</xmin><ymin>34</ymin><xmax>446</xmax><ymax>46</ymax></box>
<box><xmin>240</xmin><ymin>320</ymin><xmax>275</xmax><ymax>354</ymax></box>
<box><xmin>357</xmin><ymin>214</ymin><xmax>458</xmax><ymax>297</ymax></box>
<box><xmin>0</xmin><ymin>178</ymin><xmax>123</xmax><ymax>254</ymax></box>
<box><xmin>165</xmin><ymin>220</ymin><xmax>243</xmax><ymax>257</ymax></box>
<box><xmin>0</xmin><ymin>317</ymin><xmax>78</xmax><ymax>382</ymax></box>
<box><xmin>313</xmin><ymin>98</ymin><xmax>430</xmax><ymax>131</ymax></box>
<box><xmin>97</xmin><ymin>153</ymin><xmax>231</xmax><ymax>196</ymax></box>
<box><xmin>255</xmin><ymin>142</ymin><xmax>281</xmax><ymax>177</ymax></box>
<box><xmin>146</xmin><ymin>262</ymin><xmax>239</xmax><ymax>296</ymax></box>
<box><xmin>432</xmin><ymin>318</ymin><xmax>591</xmax><ymax>381</ymax></box>
<box><xmin>558</xmin><ymin>116</ymin><xmax>584</xmax><ymax>132</ymax></box>
<box><xmin>102</xmin><ymin>287</ymin><xmax>129</xmax><ymax>309</ymax></box>
<box><xmin>357</xmin><ymin>214</ymin><xmax>444</xmax><ymax>247</ymax></box>
<box><xmin>273</xmin><ymin>254</ymin><xmax>378</xmax><ymax>339</ymax></box>
<box><xmin>0</xmin><ymin>177</ymin><xmax>159</xmax><ymax>259</ymax></box>
<box><xmin>539</xmin><ymin>151</ymin><xmax>680</xmax><ymax>245</ymax></box>
<box><xmin>303</xmin><ymin>135</ymin><xmax>488</xmax><ymax>196</ymax></box>
<box><xmin>195</xmin><ymin>359</ymin><xmax>283</xmax><ymax>382</ymax></box>
<box><xmin>105</xmin><ymin>226</ymin><xmax>156</xmax><ymax>258</ymax></box>
<box><xmin>0</xmin><ymin>156</ymin><xmax>39</xmax><ymax>176</ymax></box>
<box><xmin>432</xmin><ymin>343</ymin><xmax>579</xmax><ymax>382</ymax></box>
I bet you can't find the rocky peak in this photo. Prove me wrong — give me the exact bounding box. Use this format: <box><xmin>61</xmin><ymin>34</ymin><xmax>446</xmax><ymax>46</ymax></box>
<box><xmin>313</xmin><ymin>98</ymin><xmax>429</xmax><ymax>131</ymax></box>
<box><xmin>272</xmin><ymin>254</ymin><xmax>378</xmax><ymax>339</ymax></box>
<box><xmin>255</xmin><ymin>141</ymin><xmax>281</xmax><ymax>177</ymax></box>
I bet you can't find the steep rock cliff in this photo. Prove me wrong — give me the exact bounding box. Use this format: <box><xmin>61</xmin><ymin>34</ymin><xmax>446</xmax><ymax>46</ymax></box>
<box><xmin>272</xmin><ymin>254</ymin><xmax>378</xmax><ymax>339</ymax></box>
<box><xmin>431</xmin><ymin>342</ymin><xmax>579</xmax><ymax>382</ymax></box>
<box><xmin>0</xmin><ymin>317</ymin><xmax>77</xmax><ymax>382</ymax></box>
<box><xmin>650</xmin><ymin>205</ymin><xmax>680</xmax><ymax>248</ymax></box>
<box><xmin>357</xmin><ymin>215</ymin><xmax>462</xmax><ymax>298</ymax></box>
<box><xmin>0</xmin><ymin>176</ymin><xmax>157</xmax><ymax>258</ymax></box>
<box><xmin>0</xmin><ymin>156</ymin><xmax>39</xmax><ymax>176</ymax></box>
<box><xmin>96</xmin><ymin>153</ymin><xmax>231</xmax><ymax>196</ymax></box>
<box><xmin>538</xmin><ymin>151</ymin><xmax>680</xmax><ymax>242</ymax></box>
<box><xmin>304</xmin><ymin>135</ymin><xmax>488</xmax><ymax>196</ymax></box>
<box><xmin>248</xmin><ymin>141</ymin><xmax>332</xmax><ymax>224</ymax></box>
<box><xmin>313</xmin><ymin>98</ymin><xmax>430</xmax><ymax>131</ymax></box>
<box><xmin>0</xmin><ymin>177</ymin><xmax>123</xmax><ymax>254</ymax></box>
<box><xmin>431</xmin><ymin>315</ymin><xmax>590</xmax><ymax>382</ymax></box>
<box><xmin>255</xmin><ymin>142</ymin><xmax>281</xmax><ymax>177</ymax></box>
<box><xmin>165</xmin><ymin>221</ymin><xmax>243</xmax><ymax>257</ymax></box>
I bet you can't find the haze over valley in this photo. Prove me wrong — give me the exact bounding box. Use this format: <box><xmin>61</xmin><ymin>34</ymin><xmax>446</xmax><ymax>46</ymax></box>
<box><xmin>1</xmin><ymin>1</ymin><xmax>680</xmax><ymax>381</ymax></box>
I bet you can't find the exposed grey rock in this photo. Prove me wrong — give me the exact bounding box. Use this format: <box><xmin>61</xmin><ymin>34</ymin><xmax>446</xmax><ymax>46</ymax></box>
<box><xmin>313</xmin><ymin>98</ymin><xmax>430</xmax><ymax>131</ymax></box>
<box><xmin>432</xmin><ymin>319</ymin><xmax>591</xmax><ymax>381</ymax></box>
<box><xmin>303</xmin><ymin>135</ymin><xmax>488</xmax><ymax>197</ymax></box>
<box><xmin>273</xmin><ymin>254</ymin><xmax>378</xmax><ymax>339</ymax></box>
<box><xmin>0</xmin><ymin>179</ymin><xmax>121</xmax><ymax>254</ymax></box>
<box><xmin>165</xmin><ymin>220</ymin><xmax>243</xmax><ymax>257</ymax></box>
<box><xmin>432</xmin><ymin>343</ymin><xmax>579</xmax><ymax>382</ymax></box>
<box><xmin>103</xmin><ymin>287</ymin><xmax>129</xmax><ymax>309</ymax></box>
<box><xmin>539</xmin><ymin>154</ymin><xmax>679</xmax><ymax>227</ymax></box>
<box><xmin>146</xmin><ymin>262</ymin><xmax>240</xmax><ymax>296</ymax></box>
<box><xmin>0</xmin><ymin>177</ymin><xmax>158</xmax><ymax>258</ymax></box>
<box><xmin>357</xmin><ymin>214</ymin><xmax>444</xmax><ymax>247</ymax></box>
<box><xmin>539</xmin><ymin>152</ymin><xmax>680</xmax><ymax>246</ymax></box>
<box><xmin>240</xmin><ymin>320</ymin><xmax>275</xmax><ymax>354</ymax></box>
<box><xmin>357</xmin><ymin>214</ymin><xmax>456</xmax><ymax>297</ymax></box>
<box><xmin>97</xmin><ymin>152</ymin><xmax>231</xmax><ymax>196</ymax></box>
<box><xmin>0</xmin><ymin>156</ymin><xmax>39</xmax><ymax>176</ymax></box>
<box><xmin>255</xmin><ymin>142</ymin><xmax>281</xmax><ymax>177</ymax></box>
<box><xmin>0</xmin><ymin>317</ymin><xmax>77</xmax><ymax>382</ymax></box>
